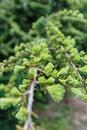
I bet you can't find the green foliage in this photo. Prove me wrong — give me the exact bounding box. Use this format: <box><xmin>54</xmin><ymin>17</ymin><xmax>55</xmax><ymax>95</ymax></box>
<box><xmin>0</xmin><ymin>98</ymin><xmax>13</xmax><ymax>109</ymax></box>
<box><xmin>11</xmin><ymin>87</ymin><xmax>21</xmax><ymax>97</ymax></box>
<box><xmin>0</xmin><ymin>0</ymin><xmax>49</xmax><ymax>59</ymax></box>
<box><xmin>0</xmin><ymin>97</ymin><xmax>21</xmax><ymax>109</ymax></box>
<box><xmin>44</xmin><ymin>62</ymin><xmax>54</xmax><ymax>76</ymax></box>
<box><xmin>0</xmin><ymin>9</ymin><xmax>87</xmax><ymax>129</ymax></box>
<box><xmin>79</xmin><ymin>65</ymin><xmax>87</xmax><ymax>73</ymax></box>
<box><xmin>70</xmin><ymin>87</ymin><xmax>87</xmax><ymax>100</ymax></box>
<box><xmin>15</xmin><ymin>107</ymin><xmax>28</xmax><ymax>121</ymax></box>
<box><xmin>0</xmin><ymin>1</ymin><xmax>87</xmax><ymax>129</ymax></box>
<box><xmin>47</xmin><ymin>84</ymin><xmax>65</xmax><ymax>102</ymax></box>
<box><xmin>30</xmin><ymin>9</ymin><xmax>87</xmax><ymax>52</ymax></box>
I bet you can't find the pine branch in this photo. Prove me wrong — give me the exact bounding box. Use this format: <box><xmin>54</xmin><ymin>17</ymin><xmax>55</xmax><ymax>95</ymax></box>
<box><xmin>61</xmin><ymin>45</ymin><xmax>82</xmax><ymax>79</ymax></box>
<box><xmin>23</xmin><ymin>68</ymin><xmax>38</xmax><ymax>130</ymax></box>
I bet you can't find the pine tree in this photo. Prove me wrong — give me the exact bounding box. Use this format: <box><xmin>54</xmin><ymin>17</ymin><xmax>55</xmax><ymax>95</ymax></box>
<box><xmin>0</xmin><ymin>10</ymin><xmax>87</xmax><ymax>130</ymax></box>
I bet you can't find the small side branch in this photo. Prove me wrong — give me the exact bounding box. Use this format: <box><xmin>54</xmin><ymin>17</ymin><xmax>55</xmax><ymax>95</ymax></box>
<box><xmin>23</xmin><ymin>68</ymin><xmax>38</xmax><ymax>130</ymax></box>
<box><xmin>61</xmin><ymin>45</ymin><xmax>82</xmax><ymax>79</ymax></box>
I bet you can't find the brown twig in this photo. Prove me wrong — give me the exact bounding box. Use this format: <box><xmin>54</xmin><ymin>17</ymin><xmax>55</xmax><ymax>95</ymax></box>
<box><xmin>61</xmin><ymin>45</ymin><xmax>82</xmax><ymax>79</ymax></box>
<box><xmin>23</xmin><ymin>68</ymin><xmax>38</xmax><ymax>130</ymax></box>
